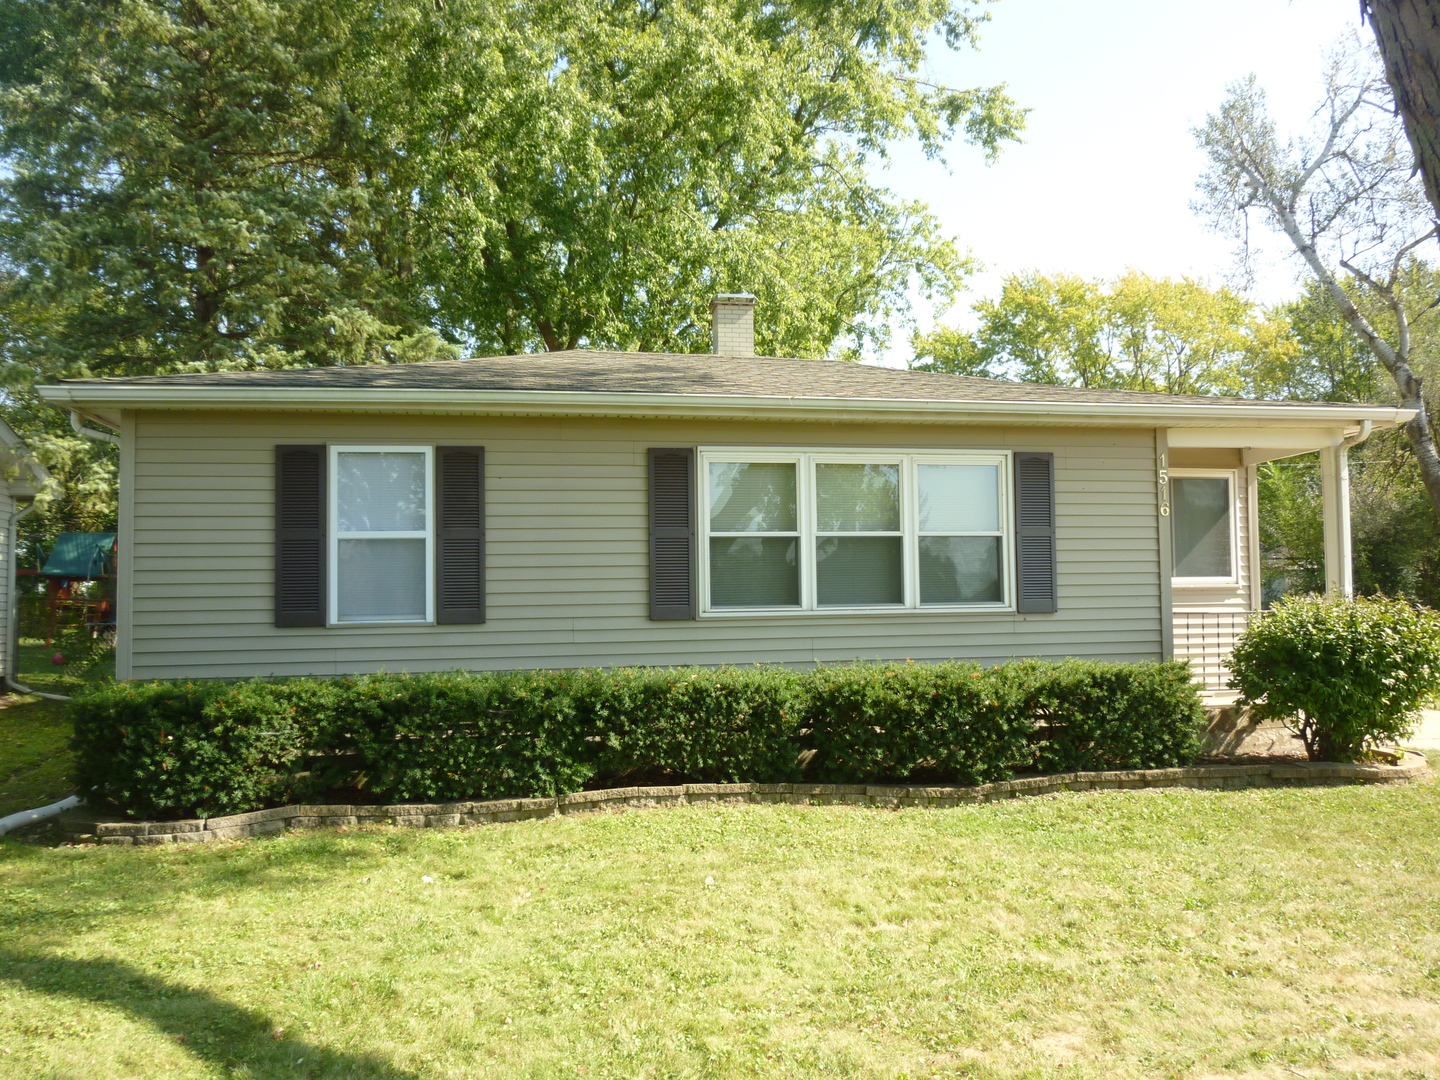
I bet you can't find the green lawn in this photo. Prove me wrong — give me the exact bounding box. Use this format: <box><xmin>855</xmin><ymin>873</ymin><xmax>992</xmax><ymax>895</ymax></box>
<box><xmin>4</xmin><ymin>772</ymin><xmax>1440</xmax><ymax>1079</ymax></box>
<box><xmin>0</xmin><ymin>697</ymin><xmax>74</xmax><ymax>818</ymax></box>
<box><xmin>14</xmin><ymin>638</ymin><xmax>115</xmax><ymax>698</ymax></box>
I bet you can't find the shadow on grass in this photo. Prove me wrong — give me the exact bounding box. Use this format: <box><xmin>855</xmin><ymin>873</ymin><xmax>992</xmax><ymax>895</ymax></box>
<box><xmin>0</xmin><ymin>949</ymin><xmax>419</xmax><ymax>1079</ymax></box>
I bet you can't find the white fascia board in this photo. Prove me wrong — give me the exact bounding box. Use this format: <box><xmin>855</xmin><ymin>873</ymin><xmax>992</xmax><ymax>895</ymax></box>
<box><xmin>1166</xmin><ymin>425</ymin><xmax>1356</xmax><ymax>451</ymax></box>
<box><xmin>35</xmin><ymin>383</ymin><xmax>1416</xmax><ymax>431</ymax></box>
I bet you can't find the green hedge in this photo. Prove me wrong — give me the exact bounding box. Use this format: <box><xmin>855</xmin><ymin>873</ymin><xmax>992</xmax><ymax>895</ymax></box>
<box><xmin>70</xmin><ymin>659</ymin><xmax>1204</xmax><ymax>819</ymax></box>
<box><xmin>804</xmin><ymin>661</ymin><xmax>1032</xmax><ymax>786</ymax></box>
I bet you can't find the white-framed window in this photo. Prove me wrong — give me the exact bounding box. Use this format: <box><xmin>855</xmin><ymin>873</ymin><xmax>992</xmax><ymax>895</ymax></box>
<box><xmin>1170</xmin><ymin>469</ymin><xmax>1238</xmax><ymax>584</ymax></box>
<box><xmin>698</xmin><ymin>449</ymin><xmax>1012</xmax><ymax>614</ymax></box>
<box><xmin>328</xmin><ymin>445</ymin><xmax>434</xmax><ymax>625</ymax></box>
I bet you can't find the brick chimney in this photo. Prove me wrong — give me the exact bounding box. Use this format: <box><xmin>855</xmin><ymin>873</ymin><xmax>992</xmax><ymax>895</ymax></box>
<box><xmin>710</xmin><ymin>293</ymin><xmax>756</xmax><ymax>356</ymax></box>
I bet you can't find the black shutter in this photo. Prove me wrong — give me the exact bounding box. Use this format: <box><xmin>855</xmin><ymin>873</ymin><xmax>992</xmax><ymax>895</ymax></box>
<box><xmin>275</xmin><ymin>445</ymin><xmax>326</xmax><ymax>627</ymax></box>
<box><xmin>436</xmin><ymin>446</ymin><xmax>485</xmax><ymax>624</ymax></box>
<box><xmin>649</xmin><ymin>448</ymin><xmax>695</xmax><ymax>619</ymax></box>
<box><xmin>1014</xmin><ymin>451</ymin><xmax>1057</xmax><ymax>614</ymax></box>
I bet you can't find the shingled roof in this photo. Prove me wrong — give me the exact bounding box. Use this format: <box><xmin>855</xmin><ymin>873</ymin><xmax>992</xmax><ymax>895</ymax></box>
<box><xmin>55</xmin><ymin>349</ymin><xmax>1374</xmax><ymax>413</ymax></box>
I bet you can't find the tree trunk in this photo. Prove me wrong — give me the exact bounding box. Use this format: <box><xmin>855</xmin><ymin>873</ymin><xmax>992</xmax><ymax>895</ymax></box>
<box><xmin>1365</xmin><ymin>2</ymin><xmax>1440</xmax><ymax>221</ymax></box>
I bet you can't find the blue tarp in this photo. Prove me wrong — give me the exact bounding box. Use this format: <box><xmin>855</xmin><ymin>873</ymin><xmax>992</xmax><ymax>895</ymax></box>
<box><xmin>41</xmin><ymin>532</ymin><xmax>116</xmax><ymax>578</ymax></box>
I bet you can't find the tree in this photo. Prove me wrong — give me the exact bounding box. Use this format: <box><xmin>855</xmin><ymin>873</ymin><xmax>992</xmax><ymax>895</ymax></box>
<box><xmin>1273</xmin><ymin>279</ymin><xmax>1387</xmax><ymax>403</ymax></box>
<box><xmin>0</xmin><ymin>0</ymin><xmax>458</xmax><ymax>380</ymax></box>
<box><xmin>0</xmin><ymin>0</ymin><xmax>1025</xmax><ymax>550</ymax></box>
<box><xmin>1194</xmin><ymin>45</ymin><xmax>1440</xmax><ymax>519</ymax></box>
<box><xmin>1257</xmin><ymin>273</ymin><xmax>1440</xmax><ymax>606</ymax></box>
<box><xmin>911</xmin><ymin>269</ymin><xmax>1294</xmax><ymax>396</ymax></box>
<box><xmin>1362</xmin><ymin>1</ymin><xmax>1440</xmax><ymax>226</ymax></box>
<box><xmin>0</xmin><ymin>0</ymin><xmax>1024</xmax><ymax>374</ymax></box>
<box><xmin>417</xmin><ymin>0</ymin><xmax>1023</xmax><ymax>358</ymax></box>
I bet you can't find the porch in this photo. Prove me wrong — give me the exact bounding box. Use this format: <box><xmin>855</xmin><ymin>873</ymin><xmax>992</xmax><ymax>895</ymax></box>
<box><xmin>1161</xmin><ymin>423</ymin><xmax>1364</xmax><ymax>698</ymax></box>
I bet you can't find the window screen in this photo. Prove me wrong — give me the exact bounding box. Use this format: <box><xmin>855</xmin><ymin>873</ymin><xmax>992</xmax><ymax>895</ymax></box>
<box><xmin>334</xmin><ymin>449</ymin><xmax>430</xmax><ymax>622</ymax></box>
<box><xmin>917</xmin><ymin>463</ymin><xmax>1003</xmax><ymax>603</ymax></box>
<box><xmin>708</xmin><ymin>461</ymin><xmax>799</xmax><ymax>607</ymax></box>
<box><xmin>698</xmin><ymin>450</ymin><xmax>1012</xmax><ymax>613</ymax></box>
<box><xmin>815</xmin><ymin>463</ymin><xmax>902</xmax><ymax>606</ymax></box>
<box><xmin>1172</xmin><ymin>475</ymin><xmax>1232</xmax><ymax>579</ymax></box>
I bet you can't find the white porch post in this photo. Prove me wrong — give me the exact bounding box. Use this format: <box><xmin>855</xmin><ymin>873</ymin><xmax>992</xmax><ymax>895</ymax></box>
<box><xmin>1320</xmin><ymin>443</ymin><xmax>1353</xmax><ymax>598</ymax></box>
<box><xmin>1156</xmin><ymin>430</ymin><xmax>1173</xmax><ymax>660</ymax></box>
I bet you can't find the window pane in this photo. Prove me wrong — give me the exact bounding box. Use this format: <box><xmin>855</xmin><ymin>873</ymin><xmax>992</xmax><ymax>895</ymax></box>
<box><xmin>337</xmin><ymin>452</ymin><xmax>426</xmax><ymax>532</ymax></box>
<box><xmin>337</xmin><ymin>538</ymin><xmax>426</xmax><ymax>621</ymax></box>
<box><xmin>816</xmin><ymin>536</ymin><xmax>903</xmax><ymax>606</ymax></box>
<box><xmin>815</xmin><ymin>463</ymin><xmax>900</xmax><ymax>532</ymax></box>
<box><xmin>918</xmin><ymin>464</ymin><xmax>999</xmax><ymax>533</ymax></box>
<box><xmin>709</xmin><ymin>462</ymin><xmax>797</xmax><ymax>533</ymax></box>
<box><xmin>709</xmin><ymin>537</ymin><xmax>799</xmax><ymax>607</ymax></box>
<box><xmin>1172</xmin><ymin>477</ymin><xmax>1232</xmax><ymax>578</ymax></box>
<box><xmin>920</xmin><ymin>536</ymin><xmax>1003</xmax><ymax>604</ymax></box>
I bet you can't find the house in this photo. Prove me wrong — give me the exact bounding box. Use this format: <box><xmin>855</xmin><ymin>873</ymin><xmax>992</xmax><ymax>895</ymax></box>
<box><xmin>38</xmin><ymin>295</ymin><xmax>1413</xmax><ymax>690</ymax></box>
<box><xmin>0</xmin><ymin>419</ymin><xmax>50</xmax><ymax>687</ymax></box>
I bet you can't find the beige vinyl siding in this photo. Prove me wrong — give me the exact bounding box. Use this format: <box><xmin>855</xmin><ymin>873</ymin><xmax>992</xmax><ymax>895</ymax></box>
<box><xmin>123</xmin><ymin>411</ymin><xmax>1164</xmax><ymax>679</ymax></box>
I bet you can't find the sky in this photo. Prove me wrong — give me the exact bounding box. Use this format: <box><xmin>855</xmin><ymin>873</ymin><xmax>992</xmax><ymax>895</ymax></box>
<box><xmin>869</xmin><ymin>0</ymin><xmax>1367</xmax><ymax>366</ymax></box>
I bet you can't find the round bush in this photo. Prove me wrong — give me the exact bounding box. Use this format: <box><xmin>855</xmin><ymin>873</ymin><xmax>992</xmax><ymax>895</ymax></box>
<box><xmin>1229</xmin><ymin>595</ymin><xmax>1440</xmax><ymax>762</ymax></box>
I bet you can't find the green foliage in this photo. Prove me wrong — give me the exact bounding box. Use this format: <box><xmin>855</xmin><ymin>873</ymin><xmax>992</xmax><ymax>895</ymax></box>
<box><xmin>0</xmin><ymin>0</ymin><xmax>455</xmax><ymax>378</ymax></box>
<box><xmin>911</xmin><ymin>270</ymin><xmax>1295</xmax><ymax>395</ymax></box>
<box><xmin>803</xmin><ymin>661</ymin><xmax>1030</xmax><ymax>785</ymax></box>
<box><xmin>1007</xmin><ymin>659</ymin><xmax>1204</xmax><ymax>773</ymax></box>
<box><xmin>0</xmin><ymin>0</ymin><xmax>1025</xmax><ymax>544</ymax></box>
<box><xmin>1257</xmin><ymin>456</ymin><xmax>1326</xmax><ymax>603</ymax></box>
<box><xmin>70</xmin><ymin>681</ymin><xmax>309</xmax><ymax>818</ymax></box>
<box><xmin>416</xmin><ymin>0</ymin><xmax>1021</xmax><ymax>359</ymax></box>
<box><xmin>1258</xmin><ymin>441</ymin><xmax>1440</xmax><ymax>610</ymax></box>
<box><xmin>1272</xmin><ymin>279</ymin><xmax>1387</xmax><ymax>403</ymax></box>
<box><xmin>326</xmin><ymin>672</ymin><xmax>593</xmax><ymax>804</ymax></box>
<box><xmin>1229</xmin><ymin>595</ymin><xmax>1440</xmax><ymax>762</ymax></box>
<box><xmin>71</xmin><ymin>661</ymin><xmax>1205</xmax><ymax>819</ymax></box>
<box><xmin>585</xmin><ymin>667</ymin><xmax>805</xmax><ymax>784</ymax></box>
<box><xmin>0</xmin><ymin>0</ymin><xmax>1023</xmax><ymax>381</ymax></box>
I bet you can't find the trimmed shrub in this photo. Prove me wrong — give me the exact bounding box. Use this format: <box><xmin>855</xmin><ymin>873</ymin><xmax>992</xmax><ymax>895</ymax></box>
<box><xmin>1229</xmin><ymin>595</ymin><xmax>1440</xmax><ymax>762</ymax></box>
<box><xmin>583</xmin><ymin>666</ymin><xmax>804</xmax><ymax>784</ymax></box>
<box><xmin>1007</xmin><ymin>659</ymin><xmax>1203</xmax><ymax>773</ymax></box>
<box><xmin>332</xmin><ymin>671</ymin><xmax>591</xmax><ymax>803</ymax></box>
<box><xmin>70</xmin><ymin>659</ymin><xmax>1208</xmax><ymax>818</ymax></box>
<box><xmin>71</xmin><ymin>680</ymin><xmax>309</xmax><ymax>819</ymax></box>
<box><xmin>804</xmin><ymin>662</ymin><xmax>1030</xmax><ymax>785</ymax></box>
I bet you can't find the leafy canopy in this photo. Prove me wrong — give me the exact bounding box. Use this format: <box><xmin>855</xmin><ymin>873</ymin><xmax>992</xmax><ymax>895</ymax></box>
<box><xmin>0</xmin><ymin>0</ymin><xmax>1025</xmax><ymax>375</ymax></box>
<box><xmin>0</xmin><ymin>0</ymin><xmax>1024</xmax><ymax>546</ymax></box>
<box><xmin>910</xmin><ymin>270</ymin><xmax>1295</xmax><ymax>396</ymax></box>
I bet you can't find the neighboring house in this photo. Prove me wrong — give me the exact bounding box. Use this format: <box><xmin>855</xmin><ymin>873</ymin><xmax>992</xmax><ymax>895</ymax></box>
<box><xmin>0</xmin><ymin>420</ymin><xmax>50</xmax><ymax>685</ymax></box>
<box><xmin>39</xmin><ymin>296</ymin><xmax>1414</xmax><ymax>692</ymax></box>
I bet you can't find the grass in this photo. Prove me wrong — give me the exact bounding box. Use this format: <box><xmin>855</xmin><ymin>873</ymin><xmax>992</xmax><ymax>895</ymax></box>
<box><xmin>3</xmin><ymin>769</ymin><xmax>1440</xmax><ymax>1080</ymax></box>
<box><xmin>14</xmin><ymin>638</ymin><xmax>114</xmax><ymax>698</ymax></box>
<box><xmin>0</xmin><ymin>697</ymin><xmax>74</xmax><ymax>818</ymax></box>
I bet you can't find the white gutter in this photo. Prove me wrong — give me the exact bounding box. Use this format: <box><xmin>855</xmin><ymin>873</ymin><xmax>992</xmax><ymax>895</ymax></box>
<box><xmin>35</xmin><ymin>384</ymin><xmax>1417</xmax><ymax>430</ymax></box>
<box><xmin>69</xmin><ymin>409</ymin><xmax>119</xmax><ymax>445</ymax></box>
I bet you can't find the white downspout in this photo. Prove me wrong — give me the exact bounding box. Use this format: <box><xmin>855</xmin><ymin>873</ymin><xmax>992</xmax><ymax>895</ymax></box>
<box><xmin>1321</xmin><ymin>420</ymin><xmax>1373</xmax><ymax>599</ymax></box>
<box><xmin>70</xmin><ymin>410</ymin><xmax>119</xmax><ymax>446</ymax></box>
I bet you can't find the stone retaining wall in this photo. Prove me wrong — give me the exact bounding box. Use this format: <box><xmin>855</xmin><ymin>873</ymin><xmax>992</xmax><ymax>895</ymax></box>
<box><xmin>64</xmin><ymin>751</ymin><xmax>1430</xmax><ymax>845</ymax></box>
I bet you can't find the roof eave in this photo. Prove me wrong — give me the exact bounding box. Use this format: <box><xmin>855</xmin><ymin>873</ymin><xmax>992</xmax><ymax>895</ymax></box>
<box><xmin>35</xmin><ymin>384</ymin><xmax>1416</xmax><ymax>431</ymax></box>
